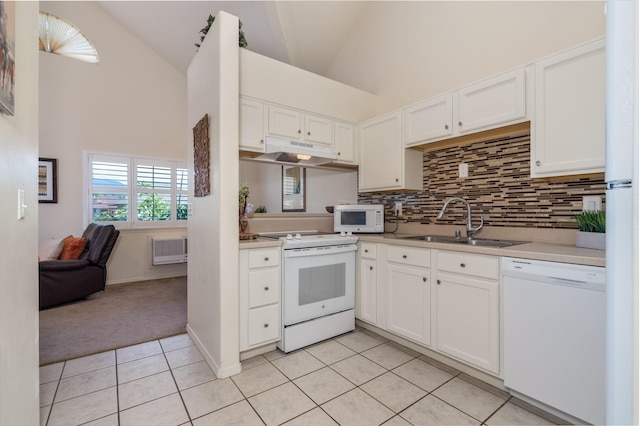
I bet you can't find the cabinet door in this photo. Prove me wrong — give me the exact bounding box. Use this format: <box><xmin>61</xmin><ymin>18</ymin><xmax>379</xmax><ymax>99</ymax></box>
<box><xmin>334</xmin><ymin>121</ymin><xmax>356</xmax><ymax>164</ymax></box>
<box><xmin>405</xmin><ymin>94</ymin><xmax>454</xmax><ymax>146</ymax></box>
<box><xmin>239</xmin><ymin>98</ymin><xmax>266</xmax><ymax>152</ymax></box>
<box><xmin>359</xmin><ymin>112</ymin><xmax>403</xmax><ymax>191</ymax></box>
<box><xmin>386</xmin><ymin>263</ymin><xmax>431</xmax><ymax>346</ymax></box>
<box><xmin>435</xmin><ymin>272</ymin><xmax>499</xmax><ymax>374</ymax></box>
<box><xmin>457</xmin><ymin>68</ymin><xmax>526</xmax><ymax>135</ymax></box>
<box><xmin>268</xmin><ymin>105</ymin><xmax>302</xmax><ymax>140</ymax></box>
<box><xmin>304</xmin><ymin>114</ymin><xmax>333</xmax><ymax>145</ymax></box>
<box><xmin>532</xmin><ymin>39</ymin><xmax>605</xmax><ymax>177</ymax></box>
<box><xmin>247</xmin><ymin>304</ymin><xmax>280</xmax><ymax>347</ymax></box>
<box><xmin>358</xmin><ymin>257</ymin><xmax>377</xmax><ymax>325</ymax></box>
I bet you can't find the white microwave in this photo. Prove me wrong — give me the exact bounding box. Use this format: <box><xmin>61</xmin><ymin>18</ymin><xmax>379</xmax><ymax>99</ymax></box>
<box><xmin>334</xmin><ymin>204</ymin><xmax>384</xmax><ymax>233</ymax></box>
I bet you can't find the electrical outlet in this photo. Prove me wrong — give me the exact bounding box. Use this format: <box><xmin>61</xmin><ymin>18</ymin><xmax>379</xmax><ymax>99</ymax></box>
<box><xmin>459</xmin><ymin>163</ymin><xmax>469</xmax><ymax>178</ymax></box>
<box><xmin>395</xmin><ymin>201</ymin><xmax>403</xmax><ymax>217</ymax></box>
<box><xmin>582</xmin><ymin>195</ymin><xmax>602</xmax><ymax>211</ymax></box>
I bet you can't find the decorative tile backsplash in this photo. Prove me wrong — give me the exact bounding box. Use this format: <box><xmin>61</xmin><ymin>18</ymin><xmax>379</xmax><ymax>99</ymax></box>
<box><xmin>357</xmin><ymin>134</ymin><xmax>605</xmax><ymax>229</ymax></box>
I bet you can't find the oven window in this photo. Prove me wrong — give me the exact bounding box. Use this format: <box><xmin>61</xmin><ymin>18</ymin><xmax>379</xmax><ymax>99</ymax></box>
<box><xmin>340</xmin><ymin>211</ymin><xmax>366</xmax><ymax>225</ymax></box>
<box><xmin>299</xmin><ymin>263</ymin><xmax>346</xmax><ymax>305</ymax></box>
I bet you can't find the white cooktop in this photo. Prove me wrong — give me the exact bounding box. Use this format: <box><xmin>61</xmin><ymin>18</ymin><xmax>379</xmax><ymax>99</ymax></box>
<box><xmin>259</xmin><ymin>231</ymin><xmax>358</xmax><ymax>249</ymax></box>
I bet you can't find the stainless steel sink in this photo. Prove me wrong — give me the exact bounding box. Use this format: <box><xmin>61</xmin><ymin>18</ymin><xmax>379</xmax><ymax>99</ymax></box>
<box><xmin>399</xmin><ymin>235</ymin><xmax>527</xmax><ymax>248</ymax></box>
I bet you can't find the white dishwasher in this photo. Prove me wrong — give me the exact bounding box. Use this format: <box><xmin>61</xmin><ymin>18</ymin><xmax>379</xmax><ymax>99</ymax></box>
<box><xmin>502</xmin><ymin>257</ymin><xmax>606</xmax><ymax>425</ymax></box>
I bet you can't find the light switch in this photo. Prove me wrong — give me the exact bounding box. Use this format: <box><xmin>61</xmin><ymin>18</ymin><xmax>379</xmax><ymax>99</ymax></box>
<box><xmin>17</xmin><ymin>189</ymin><xmax>26</xmax><ymax>220</ymax></box>
<box><xmin>458</xmin><ymin>163</ymin><xmax>469</xmax><ymax>178</ymax></box>
<box><xmin>582</xmin><ymin>195</ymin><xmax>602</xmax><ymax>212</ymax></box>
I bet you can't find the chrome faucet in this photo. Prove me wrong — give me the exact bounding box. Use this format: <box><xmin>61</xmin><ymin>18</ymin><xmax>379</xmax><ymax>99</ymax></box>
<box><xmin>436</xmin><ymin>197</ymin><xmax>484</xmax><ymax>239</ymax></box>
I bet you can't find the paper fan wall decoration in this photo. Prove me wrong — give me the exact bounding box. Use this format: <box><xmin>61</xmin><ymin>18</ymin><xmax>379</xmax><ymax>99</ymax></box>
<box><xmin>39</xmin><ymin>11</ymin><xmax>99</xmax><ymax>64</ymax></box>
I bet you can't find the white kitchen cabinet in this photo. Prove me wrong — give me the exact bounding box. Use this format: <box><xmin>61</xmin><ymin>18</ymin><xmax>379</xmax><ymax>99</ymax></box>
<box><xmin>239</xmin><ymin>247</ymin><xmax>281</xmax><ymax>351</ymax></box>
<box><xmin>267</xmin><ymin>105</ymin><xmax>333</xmax><ymax>146</ymax></box>
<box><xmin>404</xmin><ymin>68</ymin><xmax>526</xmax><ymax>147</ymax></box>
<box><xmin>456</xmin><ymin>68</ymin><xmax>526</xmax><ymax>135</ymax></box>
<box><xmin>386</xmin><ymin>245</ymin><xmax>431</xmax><ymax>346</ymax></box>
<box><xmin>435</xmin><ymin>250</ymin><xmax>500</xmax><ymax>374</ymax></box>
<box><xmin>239</xmin><ymin>97</ymin><xmax>266</xmax><ymax>152</ymax></box>
<box><xmin>356</xmin><ymin>242</ymin><xmax>377</xmax><ymax>325</ymax></box>
<box><xmin>359</xmin><ymin>111</ymin><xmax>423</xmax><ymax>192</ymax></box>
<box><xmin>405</xmin><ymin>94</ymin><xmax>454</xmax><ymax>146</ymax></box>
<box><xmin>531</xmin><ymin>38</ymin><xmax>605</xmax><ymax>178</ymax></box>
<box><xmin>333</xmin><ymin>121</ymin><xmax>357</xmax><ymax>165</ymax></box>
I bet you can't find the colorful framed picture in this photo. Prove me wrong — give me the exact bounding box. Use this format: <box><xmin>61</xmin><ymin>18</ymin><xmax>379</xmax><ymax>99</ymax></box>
<box><xmin>0</xmin><ymin>1</ymin><xmax>15</xmax><ymax>116</ymax></box>
<box><xmin>39</xmin><ymin>158</ymin><xmax>58</xmax><ymax>203</ymax></box>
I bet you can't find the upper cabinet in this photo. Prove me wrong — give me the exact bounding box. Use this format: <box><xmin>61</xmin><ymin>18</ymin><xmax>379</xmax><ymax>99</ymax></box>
<box><xmin>334</xmin><ymin>121</ymin><xmax>357</xmax><ymax>165</ymax></box>
<box><xmin>359</xmin><ymin>111</ymin><xmax>423</xmax><ymax>192</ymax></box>
<box><xmin>267</xmin><ymin>105</ymin><xmax>333</xmax><ymax>146</ymax></box>
<box><xmin>239</xmin><ymin>97</ymin><xmax>266</xmax><ymax>152</ymax></box>
<box><xmin>405</xmin><ymin>68</ymin><xmax>527</xmax><ymax>147</ymax></box>
<box><xmin>531</xmin><ymin>38</ymin><xmax>605</xmax><ymax>178</ymax></box>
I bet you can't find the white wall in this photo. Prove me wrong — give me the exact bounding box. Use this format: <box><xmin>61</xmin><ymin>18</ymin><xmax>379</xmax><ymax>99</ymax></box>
<box><xmin>327</xmin><ymin>1</ymin><xmax>606</xmax><ymax>113</ymax></box>
<box><xmin>239</xmin><ymin>160</ymin><xmax>357</xmax><ymax>214</ymax></box>
<box><xmin>187</xmin><ymin>12</ymin><xmax>241</xmax><ymax>378</ymax></box>
<box><xmin>39</xmin><ymin>2</ymin><xmax>188</xmax><ymax>283</ymax></box>
<box><xmin>0</xmin><ymin>2</ymin><xmax>40</xmax><ymax>424</ymax></box>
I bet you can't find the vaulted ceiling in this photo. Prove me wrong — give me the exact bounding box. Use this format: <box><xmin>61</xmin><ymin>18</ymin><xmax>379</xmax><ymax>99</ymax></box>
<box><xmin>96</xmin><ymin>1</ymin><xmax>367</xmax><ymax>76</ymax></box>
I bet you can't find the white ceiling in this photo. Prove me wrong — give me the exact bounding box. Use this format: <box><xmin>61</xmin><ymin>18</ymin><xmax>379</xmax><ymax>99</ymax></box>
<box><xmin>96</xmin><ymin>1</ymin><xmax>367</xmax><ymax>76</ymax></box>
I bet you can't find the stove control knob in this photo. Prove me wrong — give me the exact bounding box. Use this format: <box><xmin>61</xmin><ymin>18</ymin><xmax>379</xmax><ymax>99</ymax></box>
<box><xmin>346</xmin><ymin>231</ymin><xmax>353</xmax><ymax>236</ymax></box>
<box><xmin>340</xmin><ymin>231</ymin><xmax>346</xmax><ymax>237</ymax></box>
<box><xmin>295</xmin><ymin>233</ymin><xmax>302</xmax><ymax>239</ymax></box>
<box><xmin>286</xmin><ymin>234</ymin><xmax>293</xmax><ymax>240</ymax></box>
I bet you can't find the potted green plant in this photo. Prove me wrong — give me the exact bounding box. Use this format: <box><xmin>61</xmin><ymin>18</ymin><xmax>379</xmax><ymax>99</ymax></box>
<box><xmin>575</xmin><ymin>210</ymin><xmax>606</xmax><ymax>250</ymax></box>
<box><xmin>195</xmin><ymin>14</ymin><xmax>247</xmax><ymax>50</ymax></box>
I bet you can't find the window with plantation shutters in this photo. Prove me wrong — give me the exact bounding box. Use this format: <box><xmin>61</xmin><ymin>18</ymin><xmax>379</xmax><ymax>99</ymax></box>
<box><xmin>86</xmin><ymin>153</ymin><xmax>188</xmax><ymax>229</ymax></box>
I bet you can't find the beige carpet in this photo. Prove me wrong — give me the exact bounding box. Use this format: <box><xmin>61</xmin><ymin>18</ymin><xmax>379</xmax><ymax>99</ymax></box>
<box><xmin>39</xmin><ymin>276</ymin><xmax>187</xmax><ymax>365</ymax></box>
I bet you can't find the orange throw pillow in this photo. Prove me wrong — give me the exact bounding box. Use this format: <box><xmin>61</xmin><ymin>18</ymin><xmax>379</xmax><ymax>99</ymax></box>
<box><xmin>59</xmin><ymin>235</ymin><xmax>87</xmax><ymax>260</ymax></box>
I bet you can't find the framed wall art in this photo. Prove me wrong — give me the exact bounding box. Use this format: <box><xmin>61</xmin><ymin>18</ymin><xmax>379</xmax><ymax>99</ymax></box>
<box><xmin>38</xmin><ymin>158</ymin><xmax>58</xmax><ymax>203</ymax></box>
<box><xmin>0</xmin><ymin>1</ymin><xmax>15</xmax><ymax>116</ymax></box>
<box><xmin>193</xmin><ymin>114</ymin><xmax>210</xmax><ymax>197</ymax></box>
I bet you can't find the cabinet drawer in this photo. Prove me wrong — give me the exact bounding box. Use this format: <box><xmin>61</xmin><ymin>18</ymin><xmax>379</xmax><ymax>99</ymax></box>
<box><xmin>248</xmin><ymin>304</ymin><xmax>280</xmax><ymax>346</ymax></box>
<box><xmin>437</xmin><ymin>251</ymin><xmax>499</xmax><ymax>280</ymax></box>
<box><xmin>360</xmin><ymin>242</ymin><xmax>377</xmax><ymax>259</ymax></box>
<box><xmin>387</xmin><ymin>245</ymin><xmax>430</xmax><ymax>268</ymax></box>
<box><xmin>248</xmin><ymin>247</ymin><xmax>280</xmax><ymax>268</ymax></box>
<box><xmin>248</xmin><ymin>268</ymin><xmax>280</xmax><ymax>308</ymax></box>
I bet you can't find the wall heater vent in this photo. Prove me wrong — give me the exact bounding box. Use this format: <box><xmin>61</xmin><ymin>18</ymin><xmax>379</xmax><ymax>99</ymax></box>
<box><xmin>152</xmin><ymin>237</ymin><xmax>187</xmax><ymax>265</ymax></box>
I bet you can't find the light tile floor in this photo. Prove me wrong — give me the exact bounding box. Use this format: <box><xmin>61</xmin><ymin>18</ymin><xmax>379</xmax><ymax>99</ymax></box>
<box><xmin>40</xmin><ymin>328</ymin><xmax>565</xmax><ymax>426</ymax></box>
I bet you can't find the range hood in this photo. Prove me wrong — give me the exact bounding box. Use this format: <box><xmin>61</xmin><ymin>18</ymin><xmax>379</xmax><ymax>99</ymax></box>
<box><xmin>256</xmin><ymin>137</ymin><xmax>337</xmax><ymax>166</ymax></box>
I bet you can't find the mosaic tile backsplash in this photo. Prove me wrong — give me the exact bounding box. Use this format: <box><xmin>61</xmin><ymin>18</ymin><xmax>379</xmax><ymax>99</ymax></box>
<box><xmin>357</xmin><ymin>134</ymin><xmax>605</xmax><ymax>229</ymax></box>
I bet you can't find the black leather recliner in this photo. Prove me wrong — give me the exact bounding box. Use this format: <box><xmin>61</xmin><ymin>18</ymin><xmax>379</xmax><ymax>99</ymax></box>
<box><xmin>39</xmin><ymin>223</ymin><xmax>120</xmax><ymax>309</ymax></box>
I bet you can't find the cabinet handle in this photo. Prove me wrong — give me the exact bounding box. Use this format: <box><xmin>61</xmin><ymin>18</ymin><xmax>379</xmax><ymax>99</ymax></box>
<box><xmin>437</xmin><ymin>279</ymin><xmax>441</xmax><ymax>285</ymax></box>
<box><xmin>536</xmin><ymin>160</ymin><xmax>541</xmax><ymax>166</ymax></box>
<box><xmin>423</xmin><ymin>277</ymin><xmax>427</xmax><ymax>282</ymax></box>
<box><xmin>298</xmin><ymin>129</ymin><xmax>301</xmax><ymax>134</ymax></box>
<box><xmin>458</xmin><ymin>121</ymin><xmax>463</xmax><ymax>127</ymax></box>
<box><xmin>444</xmin><ymin>124</ymin><xmax>449</xmax><ymax>130</ymax></box>
<box><xmin>369</xmin><ymin>266</ymin><xmax>374</xmax><ymax>270</ymax></box>
<box><xmin>264</xmin><ymin>286</ymin><xmax>269</xmax><ymax>291</ymax></box>
<box><xmin>264</xmin><ymin>257</ymin><xmax>269</xmax><ymax>262</ymax></box>
<box><xmin>395</xmin><ymin>178</ymin><xmax>399</xmax><ymax>182</ymax></box>
<box><xmin>307</xmin><ymin>131</ymin><xmax>311</xmax><ymax>136</ymax></box>
<box><xmin>364</xmin><ymin>249</ymin><xmax>369</xmax><ymax>253</ymax></box>
<box><xmin>337</xmin><ymin>151</ymin><xmax>341</xmax><ymax>156</ymax></box>
<box><xmin>460</xmin><ymin>263</ymin><xmax>466</xmax><ymax>268</ymax></box>
<box><xmin>264</xmin><ymin>323</ymin><xmax>269</xmax><ymax>328</ymax></box>
<box><xmin>260</xmin><ymin>139</ymin><xmax>264</xmax><ymax>144</ymax></box>
<box><xmin>402</xmin><ymin>255</ymin><xmax>407</xmax><ymax>259</ymax></box>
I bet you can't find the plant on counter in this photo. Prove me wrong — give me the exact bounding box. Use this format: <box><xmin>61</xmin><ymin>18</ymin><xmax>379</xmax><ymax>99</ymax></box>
<box><xmin>255</xmin><ymin>205</ymin><xmax>267</xmax><ymax>213</ymax></box>
<box><xmin>195</xmin><ymin>14</ymin><xmax>248</xmax><ymax>50</ymax></box>
<box><xmin>575</xmin><ymin>210</ymin><xmax>606</xmax><ymax>233</ymax></box>
<box><xmin>239</xmin><ymin>184</ymin><xmax>250</xmax><ymax>233</ymax></box>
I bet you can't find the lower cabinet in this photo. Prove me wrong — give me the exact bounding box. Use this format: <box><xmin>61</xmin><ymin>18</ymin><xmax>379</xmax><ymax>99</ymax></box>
<box><xmin>239</xmin><ymin>247</ymin><xmax>281</xmax><ymax>351</ymax></box>
<box><xmin>356</xmin><ymin>243</ymin><xmax>500</xmax><ymax>376</ymax></box>
<box><xmin>385</xmin><ymin>245</ymin><xmax>432</xmax><ymax>346</ymax></box>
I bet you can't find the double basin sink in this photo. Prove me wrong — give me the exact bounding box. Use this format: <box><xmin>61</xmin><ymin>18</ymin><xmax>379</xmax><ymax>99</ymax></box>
<box><xmin>399</xmin><ymin>235</ymin><xmax>528</xmax><ymax>248</ymax></box>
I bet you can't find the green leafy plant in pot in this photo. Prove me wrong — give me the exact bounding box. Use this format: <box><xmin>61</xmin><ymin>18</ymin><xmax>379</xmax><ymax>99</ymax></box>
<box><xmin>575</xmin><ymin>210</ymin><xmax>605</xmax><ymax>250</ymax></box>
<box><xmin>195</xmin><ymin>14</ymin><xmax>247</xmax><ymax>50</ymax></box>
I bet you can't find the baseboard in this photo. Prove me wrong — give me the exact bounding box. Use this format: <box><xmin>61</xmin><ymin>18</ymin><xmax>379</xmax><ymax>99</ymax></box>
<box><xmin>106</xmin><ymin>273</ymin><xmax>187</xmax><ymax>285</ymax></box>
<box><xmin>186</xmin><ymin>324</ymin><xmax>242</xmax><ymax>379</ymax></box>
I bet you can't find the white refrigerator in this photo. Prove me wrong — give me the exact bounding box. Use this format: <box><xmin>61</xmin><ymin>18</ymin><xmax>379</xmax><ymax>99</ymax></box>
<box><xmin>605</xmin><ymin>0</ymin><xmax>638</xmax><ymax>424</ymax></box>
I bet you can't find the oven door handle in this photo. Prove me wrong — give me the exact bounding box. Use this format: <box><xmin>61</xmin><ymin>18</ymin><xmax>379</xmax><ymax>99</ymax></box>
<box><xmin>284</xmin><ymin>244</ymin><xmax>357</xmax><ymax>258</ymax></box>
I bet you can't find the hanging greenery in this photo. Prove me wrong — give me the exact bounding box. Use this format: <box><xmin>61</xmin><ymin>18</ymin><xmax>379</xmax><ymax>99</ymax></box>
<box><xmin>195</xmin><ymin>14</ymin><xmax>248</xmax><ymax>50</ymax></box>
